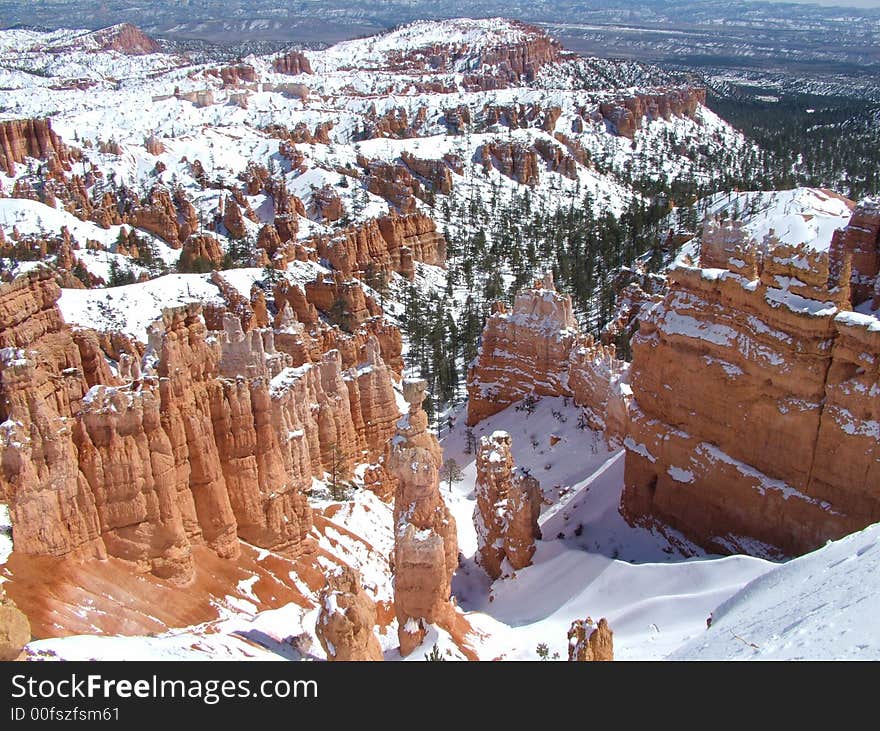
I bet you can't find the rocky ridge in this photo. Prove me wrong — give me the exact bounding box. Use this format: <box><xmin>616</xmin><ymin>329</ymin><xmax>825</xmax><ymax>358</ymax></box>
<box><xmin>466</xmin><ymin>271</ymin><xmax>627</xmax><ymax>436</ymax></box>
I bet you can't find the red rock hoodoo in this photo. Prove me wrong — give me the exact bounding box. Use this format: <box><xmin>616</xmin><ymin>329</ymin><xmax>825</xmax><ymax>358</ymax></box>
<box><xmin>474</xmin><ymin>431</ymin><xmax>542</xmax><ymax>578</ymax></box>
<box><xmin>315</xmin><ymin>212</ymin><xmax>446</xmax><ymax>282</ymax></box>
<box><xmin>0</xmin><ymin>270</ymin><xmax>405</xmax><ymax>584</ymax></box>
<box><xmin>0</xmin><ymin>118</ymin><xmax>70</xmax><ymax>177</ymax></box>
<box><xmin>567</xmin><ymin>617</ymin><xmax>613</xmax><ymax>661</ymax></box>
<box><xmin>390</xmin><ymin>378</ymin><xmax>457</xmax><ymax>656</ymax></box>
<box><xmin>315</xmin><ymin>566</ymin><xmax>383</xmax><ymax>661</ymax></box>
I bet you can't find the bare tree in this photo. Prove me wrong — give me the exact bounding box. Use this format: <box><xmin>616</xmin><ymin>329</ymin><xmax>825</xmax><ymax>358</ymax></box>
<box><xmin>439</xmin><ymin>458</ymin><xmax>464</xmax><ymax>493</ymax></box>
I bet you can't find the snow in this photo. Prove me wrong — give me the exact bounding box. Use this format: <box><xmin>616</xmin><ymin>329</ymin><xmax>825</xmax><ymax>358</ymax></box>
<box><xmin>58</xmin><ymin>274</ymin><xmax>223</xmax><ymax>341</ymax></box>
<box><xmin>668</xmin><ymin>466</ymin><xmax>695</xmax><ymax>484</ymax></box>
<box><xmin>764</xmin><ymin>286</ymin><xmax>837</xmax><ymax>318</ymax></box>
<box><xmin>835</xmin><ymin>310</ymin><xmax>880</xmax><ymax>332</ymax></box>
<box><xmin>701</xmin><ymin>187</ymin><xmax>854</xmax><ymax>252</ymax></box>
<box><xmin>672</xmin><ymin>523</ymin><xmax>880</xmax><ymax>659</ymax></box>
<box><xmin>440</xmin><ymin>396</ymin><xmax>773</xmax><ymax>660</ymax></box>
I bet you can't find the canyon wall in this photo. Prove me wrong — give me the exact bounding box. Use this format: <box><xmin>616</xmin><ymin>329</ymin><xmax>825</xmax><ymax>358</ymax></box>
<box><xmin>314</xmin><ymin>212</ymin><xmax>446</xmax><ymax>281</ymax></box>
<box><xmin>621</xmin><ymin>214</ymin><xmax>880</xmax><ymax>556</ymax></box>
<box><xmin>0</xmin><ymin>118</ymin><xmax>71</xmax><ymax>177</ymax></box>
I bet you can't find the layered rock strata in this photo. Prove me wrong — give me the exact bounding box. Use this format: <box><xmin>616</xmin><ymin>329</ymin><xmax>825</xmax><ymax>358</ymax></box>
<box><xmin>0</xmin><ymin>118</ymin><xmax>71</xmax><ymax>177</ymax></box>
<box><xmin>621</xmin><ymin>223</ymin><xmax>880</xmax><ymax>556</ymax></box>
<box><xmin>314</xmin><ymin>212</ymin><xmax>446</xmax><ymax>281</ymax></box>
<box><xmin>567</xmin><ymin>617</ymin><xmax>613</xmax><ymax>661</ymax></box>
<box><xmin>466</xmin><ymin>272</ymin><xmax>626</xmax><ymax>430</ymax></box>
<box><xmin>0</xmin><ymin>270</ymin><xmax>403</xmax><ymax>584</ymax></box>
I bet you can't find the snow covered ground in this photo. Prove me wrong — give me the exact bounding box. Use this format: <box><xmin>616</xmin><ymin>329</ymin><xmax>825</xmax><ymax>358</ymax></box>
<box><xmin>672</xmin><ymin>523</ymin><xmax>880</xmax><ymax>660</ymax></box>
<box><xmin>700</xmin><ymin>187</ymin><xmax>854</xmax><ymax>251</ymax></box>
<box><xmin>438</xmin><ymin>397</ymin><xmax>773</xmax><ymax>660</ymax></box>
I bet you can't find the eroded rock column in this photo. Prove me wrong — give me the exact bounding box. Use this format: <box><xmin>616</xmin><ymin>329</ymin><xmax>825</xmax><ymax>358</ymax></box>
<box><xmin>474</xmin><ymin>431</ymin><xmax>542</xmax><ymax>579</ymax></box>
<box><xmin>390</xmin><ymin>378</ymin><xmax>457</xmax><ymax>656</ymax></box>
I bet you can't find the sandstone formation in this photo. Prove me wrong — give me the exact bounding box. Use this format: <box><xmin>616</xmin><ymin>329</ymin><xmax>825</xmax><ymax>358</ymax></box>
<box><xmin>273</xmin><ymin>51</ymin><xmax>313</xmax><ymax>75</ymax></box>
<box><xmin>88</xmin><ymin>23</ymin><xmax>161</xmax><ymax>55</ymax></box>
<box><xmin>0</xmin><ymin>595</ymin><xmax>30</xmax><ymax>661</ymax></box>
<box><xmin>829</xmin><ymin>197</ymin><xmax>880</xmax><ymax>305</ymax></box>
<box><xmin>601</xmin><ymin>263</ymin><xmax>666</xmax><ymax>349</ymax></box>
<box><xmin>144</xmin><ymin>134</ymin><xmax>165</xmax><ymax>156</ymax></box>
<box><xmin>474</xmin><ymin>431</ymin><xmax>542</xmax><ymax>578</ymax></box>
<box><xmin>400</xmin><ymin>152</ymin><xmax>455</xmax><ymax>194</ymax></box>
<box><xmin>599</xmin><ymin>87</ymin><xmax>705</xmax><ymax>139</ymax></box>
<box><xmin>314</xmin><ymin>212</ymin><xmax>446</xmax><ymax>281</ymax></box>
<box><xmin>0</xmin><ymin>118</ymin><xmax>70</xmax><ymax>177</ymax></box>
<box><xmin>390</xmin><ymin>378</ymin><xmax>457</xmax><ymax>656</ymax></box>
<box><xmin>178</xmin><ymin>233</ymin><xmax>223</xmax><ymax>271</ymax></box>
<box><xmin>0</xmin><ymin>269</ymin><xmax>405</xmax><ymax>584</ymax></box>
<box><xmin>480</xmin><ymin>141</ymin><xmax>540</xmax><ymax>186</ymax></box>
<box><xmin>567</xmin><ymin>617</ymin><xmax>613</xmax><ymax>661</ymax></box>
<box><xmin>312</xmin><ymin>184</ymin><xmax>344</xmax><ymax>222</ymax></box>
<box><xmin>315</xmin><ymin>566</ymin><xmax>383</xmax><ymax>661</ymax></box>
<box><xmin>533</xmin><ymin>138</ymin><xmax>578</xmax><ymax>179</ymax></box>
<box><xmin>466</xmin><ymin>272</ymin><xmax>626</xmax><ymax>428</ymax></box>
<box><xmin>305</xmin><ymin>272</ymin><xmax>382</xmax><ymax>331</ymax></box>
<box><xmin>621</xmin><ymin>212</ymin><xmax>880</xmax><ymax>556</ymax></box>
<box><xmin>128</xmin><ymin>186</ymin><xmax>198</xmax><ymax>248</ymax></box>
<box><xmin>364</xmin><ymin>161</ymin><xmax>421</xmax><ymax>213</ymax></box>
<box><xmin>215</xmin><ymin>63</ymin><xmax>257</xmax><ymax>86</ymax></box>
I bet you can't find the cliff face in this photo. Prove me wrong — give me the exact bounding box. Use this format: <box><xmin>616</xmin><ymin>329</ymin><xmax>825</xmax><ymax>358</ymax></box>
<box><xmin>599</xmin><ymin>87</ymin><xmax>705</xmax><ymax>139</ymax></box>
<box><xmin>364</xmin><ymin>161</ymin><xmax>421</xmax><ymax>213</ymax></box>
<box><xmin>374</xmin><ymin>20</ymin><xmax>561</xmax><ymax>88</ymax></box>
<box><xmin>0</xmin><ymin>270</ymin><xmax>404</xmax><ymax>583</ymax></box>
<box><xmin>474</xmin><ymin>431</ymin><xmax>541</xmax><ymax>578</ymax></box>
<box><xmin>621</xmin><ymin>220</ymin><xmax>880</xmax><ymax>556</ymax></box>
<box><xmin>128</xmin><ymin>186</ymin><xmax>198</xmax><ymax>248</ymax></box>
<box><xmin>314</xmin><ymin>212</ymin><xmax>445</xmax><ymax>281</ymax></box>
<box><xmin>178</xmin><ymin>234</ymin><xmax>224</xmax><ymax>271</ymax></box>
<box><xmin>272</xmin><ymin>51</ymin><xmax>313</xmax><ymax>75</ymax></box>
<box><xmin>480</xmin><ymin>141</ymin><xmax>540</xmax><ymax>186</ymax></box>
<box><xmin>0</xmin><ymin>592</ymin><xmax>30</xmax><ymax>661</ymax></box>
<box><xmin>0</xmin><ymin>118</ymin><xmax>71</xmax><ymax>177</ymax></box>
<box><xmin>829</xmin><ymin>198</ymin><xmax>880</xmax><ymax>305</ymax></box>
<box><xmin>466</xmin><ymin>272</ymin><xmax>626</xmax><ymax>427</ymax></box>
<box><xmin>390</xmin><ymin>379</ymin><xmax>457</xmax><ymax>656</ymax></box>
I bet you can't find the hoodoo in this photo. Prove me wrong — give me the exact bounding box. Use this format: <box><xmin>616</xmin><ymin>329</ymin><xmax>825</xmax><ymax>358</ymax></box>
<box><xmin>390</xmin><ymin>379</ymin><xmax>458</xmax><ymax>656</ymax></box>
<box><xmin>474</xmin><ymin>431</ymin><xmax>542</xmax><ymax>578</ymax></box>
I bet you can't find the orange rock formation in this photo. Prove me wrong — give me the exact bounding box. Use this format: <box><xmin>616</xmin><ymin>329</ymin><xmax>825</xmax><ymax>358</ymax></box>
<box><xmin>474</xmin><ymin>431</ymin><xmax>542</xmax><ymax>578</ymax></box>
<box><xmin>390</xmin><ymin>378</ymin><xmax>458</xmax><ymax>656</ymax></box>
<box><xmin>567</xmin><ymin>617</ymin><xmax>613</xmax><ymax>661</ymax></box>
<box><xmin>316</xmin><ymin>566</ymin><xmax>383</xmax><ymax>661</ymax></box>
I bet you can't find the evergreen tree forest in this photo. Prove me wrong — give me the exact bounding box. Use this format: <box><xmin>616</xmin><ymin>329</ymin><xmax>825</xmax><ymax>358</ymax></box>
<box><xmin>706</xmin><ymin>90</ymin><xmax>880</xmax><ymax>200</ymax></box>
